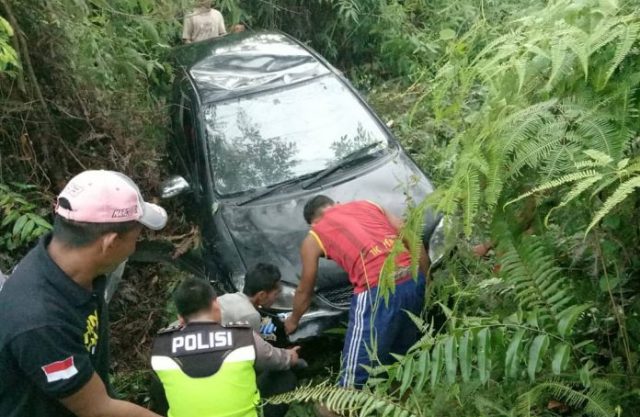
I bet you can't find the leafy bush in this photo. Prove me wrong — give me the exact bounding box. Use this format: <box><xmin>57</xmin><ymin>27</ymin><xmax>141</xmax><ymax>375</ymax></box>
<box><xmin>0</xmin><ymin>16</ymin><xmax>18</xmax><ymax>75</ymax></box>
<box><xmin>0</xmin><ymin>183</ymin><xmax>51</xmax><ymax>267</ymax></box>
<box><xmin>270</xmin><ymin>1</ymin><xmax>640</xmax><ymax>416</ymax></box>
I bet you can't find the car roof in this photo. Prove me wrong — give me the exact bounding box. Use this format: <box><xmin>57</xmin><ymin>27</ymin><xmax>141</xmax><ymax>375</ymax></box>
<box><xmin>172</xmin><ymin>31</ymin><xmax>332</xmax><ymax>103</ymax></box>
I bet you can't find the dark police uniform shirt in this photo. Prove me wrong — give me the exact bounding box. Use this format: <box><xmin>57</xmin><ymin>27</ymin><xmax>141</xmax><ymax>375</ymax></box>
<box><xmin>0</xmin><ymin>235</ymin><xmax>110</xmax><ymax>417</ymax></box>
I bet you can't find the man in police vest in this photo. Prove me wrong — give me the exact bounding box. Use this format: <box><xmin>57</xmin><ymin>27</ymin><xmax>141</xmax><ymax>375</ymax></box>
<box><xmin>151</xmin><ymin>277</ymin><xmax>300</xmax><ymax>417</ymax></box>
<box><xmin>284</xmin><ymin>196</ymin><xmax>428</xmax><ymax>388</ymax></box>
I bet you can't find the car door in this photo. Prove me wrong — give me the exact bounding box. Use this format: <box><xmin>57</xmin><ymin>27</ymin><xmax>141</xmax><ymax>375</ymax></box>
<box><xmin>171</xmin><ymin>76</ymin><xmax>208</xmax><ymax>205</ymax></box>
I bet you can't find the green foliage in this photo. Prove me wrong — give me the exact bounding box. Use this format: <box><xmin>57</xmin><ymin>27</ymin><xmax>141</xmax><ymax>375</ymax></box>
<box><xmin>270</xmin><ymin>381</ymin><xmax>415</xmax><ymax>417</ymax></box>
<box><xmin>265</xmin><ymin>1</ymin><xmax>640</xmax><ymax>416</ymax></box>
<box><xmin>516</xmin><ymin>380</ymin><xmax>618</xmax><ymax>417</ymax></box>
<box><xmin>508</xmin><ymin>149</ymin><xmax>640</xmax><ymax>233</ymax></box>
<box><xmin>429</xmin><ymin>0</ymin><xmax>640</xmax><ymax>237</ymax></box>
<box><xmin>0</xmin><ymin>183</ymin><xmax>51</xmax><ymax>255</ymax></box>
<box><xmin>377</xmin><ymin>196</ymin><xmax>430</xmax><ymax>303</ymax></box>
<box><xmin>0</xmin><ymin>16</ymin><xmax>18</xmax><ymax>76</ymax></box>
<box><xmin>2</xmin><ymin>0</ymin><xmax>639</xmax><ymax>414</ymax></box>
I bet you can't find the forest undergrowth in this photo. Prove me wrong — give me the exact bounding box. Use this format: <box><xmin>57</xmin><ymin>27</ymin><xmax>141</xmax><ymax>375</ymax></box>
<box><xmin>2</xmin><ymin>0</ymin><xmax>640</xmax><ymax>416</ymax></box>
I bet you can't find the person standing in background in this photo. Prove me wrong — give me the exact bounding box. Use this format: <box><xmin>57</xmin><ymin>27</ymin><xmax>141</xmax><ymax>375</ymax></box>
<box><xmin>182</xmin><ymin>0</ymin><xmax>227</xmax><ymax>43</ymax></box>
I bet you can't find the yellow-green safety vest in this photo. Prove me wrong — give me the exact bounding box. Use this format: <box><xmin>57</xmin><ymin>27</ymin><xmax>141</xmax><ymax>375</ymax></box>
<box><xmin>151</xmin><ymin>322</ymin><xmax>259</xmax><ymax>417</ymax></box>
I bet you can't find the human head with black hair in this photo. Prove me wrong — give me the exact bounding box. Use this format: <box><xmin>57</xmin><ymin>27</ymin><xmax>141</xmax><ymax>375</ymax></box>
<box><xmin>173</xmin><ymin>276</ymin><xmax>221</xmax><ymax>324</ymax></box>
<box><xmin>243</xmin><ymin>263</ymin><xmax>282</xmax><ymax>309</ymax></box>
<box><xmin>303</xmin><ymin>195</ymin><xmax>335</xmax><ymax>225</ymax></box>
<box><xmin>49</xmin><ymin>170</ymin><xmax>167</xmax><ymax>283</ymax></box>
<box><xmin>53</xmin><ymin>210</ymin><xmax>140</xmax><ymax>249</ymax></box>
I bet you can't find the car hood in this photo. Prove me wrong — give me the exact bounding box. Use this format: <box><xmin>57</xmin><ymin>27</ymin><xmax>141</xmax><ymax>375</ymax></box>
<box><xmin>218</xmin><ymin>151</ymin><xmax>435</xmax><ymax>290</ymax></box>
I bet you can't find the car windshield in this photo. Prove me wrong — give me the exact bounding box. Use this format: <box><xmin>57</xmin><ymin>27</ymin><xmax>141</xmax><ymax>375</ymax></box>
<box><xmin>203</xmin><ymin>75</ymin><xmax>390</xmax><ymax>196</ymax></box>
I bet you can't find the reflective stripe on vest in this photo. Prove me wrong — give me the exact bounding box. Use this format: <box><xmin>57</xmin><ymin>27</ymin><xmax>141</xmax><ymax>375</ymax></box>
<box><xmin>151</xmin><ymin>324</ymin><xmax>259</xmax><ymax>417</ymax></box>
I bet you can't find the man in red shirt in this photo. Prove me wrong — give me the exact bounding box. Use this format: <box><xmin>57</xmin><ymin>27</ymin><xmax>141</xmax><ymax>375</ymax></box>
<box><xmin>284</xmin><ymin>195</ymin><xmax>428</xmax><ymax>388</ymax></box>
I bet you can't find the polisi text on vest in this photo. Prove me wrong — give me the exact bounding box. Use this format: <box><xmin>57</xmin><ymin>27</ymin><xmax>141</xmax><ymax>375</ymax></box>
<box><xmin>172</xmin><ymin>331</ymin><xmax>233</xmax><ymax>354</ymax></box>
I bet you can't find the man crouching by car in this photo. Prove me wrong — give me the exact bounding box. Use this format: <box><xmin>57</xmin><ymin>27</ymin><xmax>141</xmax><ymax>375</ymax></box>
<box><xmin>285</xmin><ymin>195</ymin><xmax>428</xmax><ymax>389</ymax></box>
<box><xmin>151</xmin><ymin>277</ymin><xmax>301</xmax><ymax>417</ymax></box>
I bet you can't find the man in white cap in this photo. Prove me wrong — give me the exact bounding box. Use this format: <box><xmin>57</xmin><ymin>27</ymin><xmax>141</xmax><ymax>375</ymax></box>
<box><xmin>0</xmin><ymin>170</ymin><xmax>167</xmax><ymax>417</ymax></box>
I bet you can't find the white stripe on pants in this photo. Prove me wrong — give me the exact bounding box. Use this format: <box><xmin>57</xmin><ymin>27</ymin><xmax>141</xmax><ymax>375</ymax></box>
<box><xmin>342</xmin><ymin>291</ymin><xmax>367</xmax><ymax>387</ymax></box>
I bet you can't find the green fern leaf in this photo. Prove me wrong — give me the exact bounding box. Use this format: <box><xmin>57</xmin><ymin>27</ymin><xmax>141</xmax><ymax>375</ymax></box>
<box><xmin>517</xmin><ymin>380</ymin><xmax>617</xmax><ymax>417</ymax></box>
<box><xmin>545</xmin><ymin>38</ymin><xmax>569</xmax><ymax>90</ymax></box>
<box><xmin>586</xmin><ymin>175</ymin><xmax>640</xmax><ymax>234</ymax></box>
<box><xmin>576</xmin><ymin>118</ymin><xmax>619</xmax><ymax>157</ymax></box>
<box><xmin>484</xmin><ymin>144</ymin><xmax>507</xmax><ymax>210</ymax></box>
<box><xmin>476</xmin><ymin>328</ymin><xmax>491</xmax><ymax>384</ymax></box>
<box><xmin>506</xmin><ymin>170</ymin><xmax>599</xmax><ymax>207</ymax></box>
<box><xmin>458</xmin><ymin>330</ymin><xmax>472</xmax><ymax>382</ymax></box>
<box><xmin>556</xmin><ymin>304</ymin><xmax>591</xmax><ymax>338</ymax></box>
<box><xmin>583</xmin><ymin>149</ymin><xmax>614</xmax><ymax>166</ymax></box>
<box><xmin>414</xmin><ymin>349</ymin><xmax>430</xmax><ymax>391</ymax></box>
<box><xmin>505</xmin><ymin>328</ymin><xmax>526</xmax><ymax>379</ymax></box>
<box><xmin>462</xmin><ymin>167</ymin><xmax>481</xmax><ymax>236</ymax></box>
<box><xmin>603</xmin><ymin>23</ymin><xmax>640</xmax><ymax>87</ymax></box>
<box><xmin>430</xmin><ymin>340</ymin><xmax>443</xmax><ymax>388</ymax></box>
<box><xmin>527</xmin><ymin>335</ymin><xmax>549</xmax><ymax>381</ymax></box>
<box><xmin>552</xmin><ymin>343</ymin><xmax>571</xmax><ymax>375</ymax></box>
<box><xmin>444</xmin><ymin>335</ymin><xmax>458</xmax><ymax>385</ymax></box>
<box><xmin>544</xmin><ymin>174</ymin><xmax>603</xmax><ymax>225</ymax></box>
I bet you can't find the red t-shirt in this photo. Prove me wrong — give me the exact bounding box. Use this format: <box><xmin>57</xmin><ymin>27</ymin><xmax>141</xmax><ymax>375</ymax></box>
<box><xmin>310</xmin><ymin>201</ymin><xmax>411</xmax><ymax>293</ymax></box>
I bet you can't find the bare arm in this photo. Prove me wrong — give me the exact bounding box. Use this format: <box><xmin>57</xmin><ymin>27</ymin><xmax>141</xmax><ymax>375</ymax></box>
<box><xmin>284</xmin><ymin>234</ymin><xmax>322</xmax><ymax>334</ymax></box>
<box><xmin>61</xmin><ymin>373</ymin><xmax>161</xmax><ymax>417</ymax></box>
<box><xmin>253</xmin><ymin>332</ymin><xmax>298</xmax><ymax>371</ymax></box>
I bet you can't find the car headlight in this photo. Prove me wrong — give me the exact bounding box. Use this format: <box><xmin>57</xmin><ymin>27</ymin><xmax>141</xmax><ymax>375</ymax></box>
<box><xmin>428</xmin><ymin>217</ymin><xmax>446</xmax><ymax>268</ymax></box>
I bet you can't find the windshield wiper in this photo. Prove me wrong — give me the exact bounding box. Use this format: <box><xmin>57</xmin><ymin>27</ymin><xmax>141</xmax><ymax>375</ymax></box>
<box><xmin>237</xmin><ymin>173</ymin><xmax>317</xmax><ymax>206</ymax></box>
<box><xmin>301</xmin><ymin>141</ymin><xmax>384</xmax><ymax>190</ymax></box>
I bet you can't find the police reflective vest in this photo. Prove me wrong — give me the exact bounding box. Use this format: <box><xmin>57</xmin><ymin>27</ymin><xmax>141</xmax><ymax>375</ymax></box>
<box><xmin>151</xmin><ymin>322</ymin><xmax>258</xmax><ymax>417</ymax></box>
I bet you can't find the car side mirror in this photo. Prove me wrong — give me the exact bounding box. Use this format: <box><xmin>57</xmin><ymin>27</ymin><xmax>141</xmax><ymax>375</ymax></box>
<box><xmin>160</xmin><ymin>176</ymin><xmax>191</xmax><ymax>199</ymax></box>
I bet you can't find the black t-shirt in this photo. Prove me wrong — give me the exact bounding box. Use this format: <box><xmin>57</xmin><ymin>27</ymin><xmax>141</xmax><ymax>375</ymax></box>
<box><xmin>0</xmin><ymin>235</ymin><xmax>110</xmax><ymax>417</ymax></box>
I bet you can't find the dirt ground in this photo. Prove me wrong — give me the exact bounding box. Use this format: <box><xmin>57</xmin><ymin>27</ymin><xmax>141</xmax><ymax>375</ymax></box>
<box><xmin>109</xmin><ymin>260</ymin><xmax>185</xmax><ymax>404</ymax></box>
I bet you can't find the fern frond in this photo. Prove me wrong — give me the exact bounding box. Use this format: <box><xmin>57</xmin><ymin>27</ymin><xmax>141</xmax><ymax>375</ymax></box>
<box><xmin>500</xmin><ymin>101</ymin><xmax>557</xmax><ymax>153</ymax></box>
<box><xmin>576</xmin><ymin>117</ymin><xmax>620</xmax><ymax>158</ymax></box>
<box><xmin>539</xmin><ymin>141</ymin><xmax>581</xmax><ymax>180</ymax></box>
<box><xmin>516</xmin><ymin>380</ymin><xmax>617</xmax><ymax>417</ymax></box>
<box><xmin>586</xmin><ymin>175</ymin><xmax>640</xmax><ymax>234</ymax></box>
<box><xmin>509</xmin><ymin>119</ymin><xmax>568</xmax><ymax>175</ymax></box>
<box><xmin>583</xmin><ymin>149</ymin><xmax>614</xmax><ymax>166</ymax></box>
<box><xmin>603</xmin><ymin>22</ymin><xmax>640</xmax><ymax>87</ymax></box>
<box><xmin>484</xmin><ymin>144</ymin><xmax>507</xmax><ymax>210</ymax></box>
<box><xmin>546</xmin><ymin>37</ymin><xmax>571</xmax><ymax>90</ymax></box>
<box><xmin>544</xmin><ymin>174</ymin><xmax>603</xmax><ymax>225</ymax></box>
<box><xmin>563</xmin><ymin>27</ymin><xmax>591</xmax><ymax>80</ymax></box>
<box><xmin>505</xmin><ymin>170</ymin><xmax>599</xmax><ymax>207</ymax></box>
<box><xmin>268</xmin><ymin>381</ymin><xmax>418</xmax><ymax>417</ymax></box>
<box><xmin>462</xmin><ymin>167</ymin><xmax>481</xmax><ymax>237</ymax></box>
<box><xmin>492</xmin><ymin>224</ymin><xmax>588</xmax><ymax>338</ymax></box>
<box><xmin>589</xmin><ymin>16</ymin><xmax>628</xmax><ymax>53</ymax></box>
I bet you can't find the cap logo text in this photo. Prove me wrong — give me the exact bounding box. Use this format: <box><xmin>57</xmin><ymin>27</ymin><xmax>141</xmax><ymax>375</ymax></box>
<box><xmin>112</xmin><ymin>206</ymin><xmax>138</xmax><ymax>218</ymax></box>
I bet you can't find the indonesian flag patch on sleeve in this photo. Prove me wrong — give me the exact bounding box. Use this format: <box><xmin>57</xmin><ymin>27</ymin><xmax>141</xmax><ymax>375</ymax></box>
<box><xmin>41</xmin><ymin>356</ymin><xmax>78</xmax><ymax>383</ymax></box>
